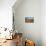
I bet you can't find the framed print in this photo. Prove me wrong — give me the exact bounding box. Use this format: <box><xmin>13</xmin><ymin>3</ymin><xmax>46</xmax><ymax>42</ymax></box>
<box><xmin>25</xmin><ymin>17</ymin><xmax>34</xmax><ymax>23</ymax></box>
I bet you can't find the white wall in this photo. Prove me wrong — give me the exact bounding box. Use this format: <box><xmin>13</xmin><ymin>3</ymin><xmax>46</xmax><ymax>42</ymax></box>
<box><xmin>0</xmin><ymin>0</ymin><xmax>16</xmax><ymax>30</ymax></box>
<box><xmin>13</xmin><ymin>0</ymin><xmax>41</xmax><ymax>46</ymax></box>
<box><xmin>13</xmin><ymin>0</ymin><xmax>46</xmax><ymax>46</ymax></box>
<box><xmin>41</xmin><ymin>0</ymin><xmax>46</xmax><ymax>46</ymax></box>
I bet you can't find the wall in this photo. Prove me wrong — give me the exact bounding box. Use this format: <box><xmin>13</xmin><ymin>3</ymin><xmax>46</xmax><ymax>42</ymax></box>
<box><xmin>41</xmin><ymin>0</ymin><xmax>46</xmax><ymax>46</ymax></box>
<box><xmin>13</xmin><ymin>0</ymin><xmax>41</xmax><ymax>46</ymax></box>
